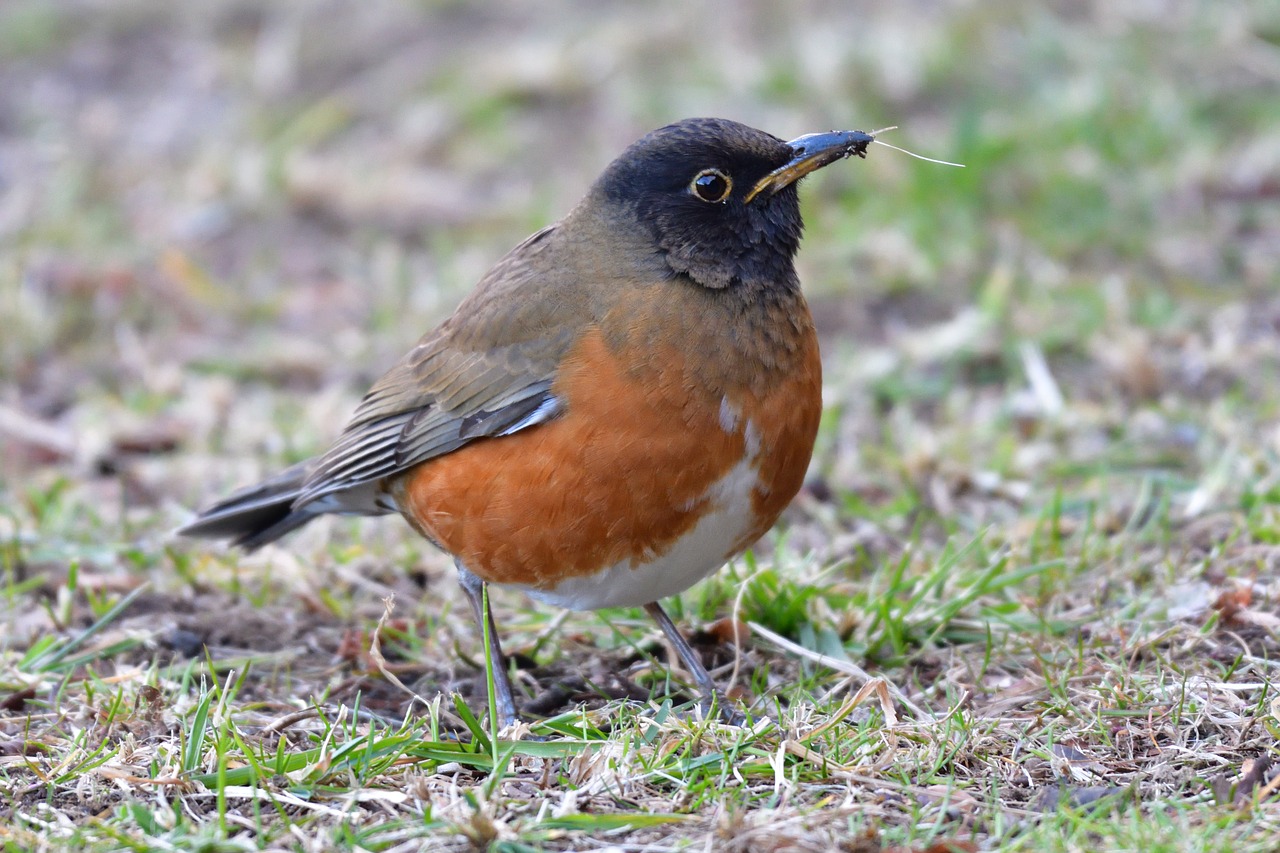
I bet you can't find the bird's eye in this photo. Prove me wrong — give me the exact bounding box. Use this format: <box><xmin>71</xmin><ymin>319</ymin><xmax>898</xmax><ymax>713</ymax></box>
<box><xmin>690</xmin><ymin>169</ymin><xmax>732</xmax><ymax>203</ymax></box>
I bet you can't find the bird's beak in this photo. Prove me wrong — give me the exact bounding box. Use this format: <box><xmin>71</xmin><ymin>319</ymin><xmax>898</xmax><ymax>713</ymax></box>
<box><xmin>745</xmin><ymin>129</ymin><xmax>875</xmax><ymax>203</ymax></box>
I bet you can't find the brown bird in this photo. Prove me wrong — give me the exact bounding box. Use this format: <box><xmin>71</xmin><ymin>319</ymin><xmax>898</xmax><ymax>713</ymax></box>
<box><xmin>179</xmin><ymin>118</ymin><xmax>873</xmax><ymax>726</ymax></box>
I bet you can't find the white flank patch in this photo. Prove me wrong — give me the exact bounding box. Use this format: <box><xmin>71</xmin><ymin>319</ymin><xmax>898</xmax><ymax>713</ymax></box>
<box><xmin>718</xmin><ymin>396</ymin><xmax>741</xmax><ymax>433</ymax></box>
<box><xmin>520</xmin><ymin>426</ymin><xmax>763</xmax><ymax>611</ymax></box>
<box><xmin>743</xmin><ymin>419</ymin><xmax>762</xmax><ymax>461</ymax></box>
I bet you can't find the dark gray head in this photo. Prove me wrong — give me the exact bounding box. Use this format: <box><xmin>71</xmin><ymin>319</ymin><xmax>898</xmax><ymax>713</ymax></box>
<box><xmin>595</xmin><ymin>117</ymin><xmax>872</xmax><ymax>290</ymax></box>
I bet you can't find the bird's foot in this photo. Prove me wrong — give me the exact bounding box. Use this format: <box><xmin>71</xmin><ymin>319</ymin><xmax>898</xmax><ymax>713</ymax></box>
<box><xmin>699</xmin><ymin>689</ymin><xmax>747</xmax><ymax>727</ymax></box>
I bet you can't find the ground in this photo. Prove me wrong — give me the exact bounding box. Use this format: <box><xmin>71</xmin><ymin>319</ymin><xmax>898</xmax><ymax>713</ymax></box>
<box><xmin>2</xmin><ymin>1</ymin><xmax>1280</xmax><ymax>850</ymax></box>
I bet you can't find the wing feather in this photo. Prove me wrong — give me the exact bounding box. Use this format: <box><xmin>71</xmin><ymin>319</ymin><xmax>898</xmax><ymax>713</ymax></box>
<box><xmin>294</xmin><ymin>224</ymin><xmax>580</xmax><ymax>507</ymax></box>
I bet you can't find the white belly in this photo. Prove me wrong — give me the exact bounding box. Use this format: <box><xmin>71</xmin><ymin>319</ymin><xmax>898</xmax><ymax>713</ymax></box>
<box><xmin>516</xmin><ymin>454</ymin><xmax>761</xmax><ymax>611</ymax></box>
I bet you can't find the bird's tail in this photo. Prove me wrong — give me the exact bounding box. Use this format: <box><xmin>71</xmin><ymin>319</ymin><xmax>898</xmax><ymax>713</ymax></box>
<box><xmin>176</xmin><ymin>460</ymin><xmax>323</xmax><ymax>551</ymax></box>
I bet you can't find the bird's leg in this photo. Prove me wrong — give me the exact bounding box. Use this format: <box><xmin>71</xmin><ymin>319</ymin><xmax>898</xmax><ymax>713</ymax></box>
<box><xmin>456</xmin><ymin>563</ymin><xmax>519</xmax><ymax>729</ymax></box>
<box><xmin>643</xmin><ymin>601</ymin><xmax>740</xmax><ymax>723</ymax></box>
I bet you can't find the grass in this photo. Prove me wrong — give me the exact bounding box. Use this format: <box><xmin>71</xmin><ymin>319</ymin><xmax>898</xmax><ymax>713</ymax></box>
<box><xmin>3</xmin><ymin>0</ymin><xmax>1280</xmax><ymax>850</ymax></box>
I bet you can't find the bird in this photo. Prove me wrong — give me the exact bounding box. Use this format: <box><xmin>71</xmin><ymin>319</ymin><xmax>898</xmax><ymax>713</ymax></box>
<box><xmin>178</xmin><ymin>117</ymin><xmax>874</xmax><ymax>727</ymax></box>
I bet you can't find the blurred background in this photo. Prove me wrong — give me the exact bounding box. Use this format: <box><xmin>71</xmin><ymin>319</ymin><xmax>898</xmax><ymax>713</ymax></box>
<box><xmin>5</xmin><ymin>4</ymin><xmax>1280</xmax><ymax>844</ymax></box>
<box><xmin>2</xmin><ymin>0</ymin><xmax>1279</xmax><ymax>612</ymax></box>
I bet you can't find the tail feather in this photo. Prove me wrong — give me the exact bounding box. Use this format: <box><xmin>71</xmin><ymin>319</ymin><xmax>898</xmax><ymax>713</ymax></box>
<box><xmin>176</xmin><ymin>461</ymin><xmax>321</xmax><ymax>551</ymax></box>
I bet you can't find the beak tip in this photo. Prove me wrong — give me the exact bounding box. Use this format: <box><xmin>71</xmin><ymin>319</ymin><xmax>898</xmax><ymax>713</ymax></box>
<box><xmin>786</xmin><ymin>129</ymin><xmax>874</xmax><ymax>160</ymax></box>
<box><xmin>748</xmin><ymin>128</ymin><xmax>874</xmax><ymax>203</ymax></box>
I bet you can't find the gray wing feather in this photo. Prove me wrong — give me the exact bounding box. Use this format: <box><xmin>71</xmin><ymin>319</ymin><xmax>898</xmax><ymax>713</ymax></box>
<box><xmin>293</xmin><ymin>223</ymin><xmax>576</xmax><ymax>508</ymax></box>
<box><xmin>296</xmin><ymin>375</ymin><xmax>559</xmax><ymax>507</ymax></box>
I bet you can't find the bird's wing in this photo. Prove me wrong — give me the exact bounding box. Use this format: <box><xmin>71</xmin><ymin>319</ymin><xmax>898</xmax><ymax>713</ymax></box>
<box><xmin>296</xmin><ymin>225</ymin><xmax>584</xmax><ymax>507</ymax></box>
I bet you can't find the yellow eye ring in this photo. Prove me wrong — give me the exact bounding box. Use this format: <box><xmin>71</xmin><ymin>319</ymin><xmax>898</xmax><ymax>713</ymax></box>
<box><xmin>690</xmin><ymin>169</ymin><xmax>732</xmax><ymax>203</ymax></box>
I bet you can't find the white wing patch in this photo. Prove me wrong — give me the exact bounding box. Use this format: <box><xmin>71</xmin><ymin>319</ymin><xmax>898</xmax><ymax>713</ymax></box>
<box><xmin>498</xmin><ymin>395</ymin><xmax>563</xmax><ymax>436</ymax></box>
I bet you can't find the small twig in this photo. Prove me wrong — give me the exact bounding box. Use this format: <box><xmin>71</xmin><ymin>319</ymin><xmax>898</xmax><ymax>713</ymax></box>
<box><xmin>1020</xmin><ymin>341</ymin><xmax>1065</xmax><ymax>416</ymax></box>
<box><xmin>748</xmin><ymin>621</ymin><xmax>930</xmax><ymax>720</ymax></box>
<box><xmin>369</xmin><ymin>596</ymin><xmax>432</xmax><ymax>710</ymax></box>
<box><xmin>725</xmin><ymin>562</ymin><xmax>766</xmax><ymax>696</ymax></box>
<box><xmin>806</xmin><ymin>677</ymin><xmax>899</xmax><ymax>741</ymax></box>
<box><xmin>527</xmin><ymin>609</ymin><xmax>572</xmax><ymax>659</ymax></box>
<box><xmin>260</xmin><ymin>707</ymin><xmax>321</xmax><ymax>735</ymax></box>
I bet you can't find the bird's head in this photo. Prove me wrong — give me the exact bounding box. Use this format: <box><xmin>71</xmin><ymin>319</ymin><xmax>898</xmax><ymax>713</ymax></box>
<box><xmin>592</xmin><ymin>117</ymin><xmax>872</xmax><ymax>291</ymax></box>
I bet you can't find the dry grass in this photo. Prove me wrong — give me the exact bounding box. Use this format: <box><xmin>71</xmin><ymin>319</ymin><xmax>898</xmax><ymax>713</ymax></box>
<box><xmin>3</xmin><ymin>0</ymin><xmax>1280</xmax><ymax>850</ymax></box>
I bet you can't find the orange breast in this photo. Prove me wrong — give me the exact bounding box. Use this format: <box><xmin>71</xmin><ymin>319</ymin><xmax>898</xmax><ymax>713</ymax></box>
<box><xmin>391</xmin><ymin>316</ymin><xmax>821</xmax><ymax>597</ymax></box>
